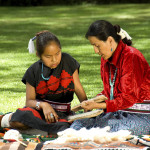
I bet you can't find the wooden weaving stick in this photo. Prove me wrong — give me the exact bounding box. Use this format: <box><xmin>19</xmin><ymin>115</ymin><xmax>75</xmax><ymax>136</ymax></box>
<box><xmin>71</xmin><ymin>95</ymin><xmax>107</xmax><ymax>112</ymax></box>
<box><xmin>68</xmin><ymin>109</ymin><xmax>104</xmax><ymax>122</ymax></box>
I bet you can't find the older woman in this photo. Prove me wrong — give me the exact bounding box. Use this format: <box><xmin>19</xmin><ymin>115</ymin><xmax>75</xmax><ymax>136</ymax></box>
<box><xmin>70</xmin><ymin>20</ymin><xmax>150</xmax><ymax>135</ymax></box>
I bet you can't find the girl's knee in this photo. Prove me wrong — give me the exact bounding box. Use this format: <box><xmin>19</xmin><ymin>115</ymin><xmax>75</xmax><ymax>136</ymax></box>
<box><xmin>10</xmin><ymin>121</ymin><xmax>29</xmax><ymax>130</ymax></box>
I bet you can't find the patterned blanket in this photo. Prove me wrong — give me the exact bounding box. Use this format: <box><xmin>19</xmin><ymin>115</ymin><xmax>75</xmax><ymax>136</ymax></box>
<box><xmin>0</xmin><ymin>128</ymin><xmax>150</xmax><ymax>150</ymax></box>
<box><xmin>0</xmin><ymin>140</ymin><xmax>149</xmax><ymax>150</ymax></box>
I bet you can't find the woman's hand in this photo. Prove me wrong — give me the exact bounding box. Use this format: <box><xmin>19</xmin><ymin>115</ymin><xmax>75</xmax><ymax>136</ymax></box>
<box><xmin>81</xmin><ymin>100</ymin><xmax>107</xmax><ymax>112</ymax></box>
<box><xmin>81</xmin><ymin>100</ymin><xmax>97</xmax><ymax>111</ymax></box>
<box><xmin>40</xmin><ymin>102</ymin><xmax>59</xmax><ymax>123</ymax></box>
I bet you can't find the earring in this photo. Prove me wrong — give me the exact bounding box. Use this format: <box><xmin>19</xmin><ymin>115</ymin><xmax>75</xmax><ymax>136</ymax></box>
<box><xmin>111</xmin><ymin>48</ymin><xmax>113</xmax><ymax>52</ymax></box>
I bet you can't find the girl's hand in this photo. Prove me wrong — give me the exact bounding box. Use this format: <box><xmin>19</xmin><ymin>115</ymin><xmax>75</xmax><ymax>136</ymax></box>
<box><xmin>81</xmin><ymin>100</ymin><xmax>97</xmax><ymax>111</ymax></box>
<box><xmin>40</xmin><ymin>102</ymin><xmax>59</xmax><ymax>123</ymax></box>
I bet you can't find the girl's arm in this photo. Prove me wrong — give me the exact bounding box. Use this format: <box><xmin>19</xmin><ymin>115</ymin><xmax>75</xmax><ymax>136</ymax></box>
<box><xmin>25</xmin><ymin>82</ymin><xmax>36</xmax><ymax>107</ymax></box>
<box><xmin>73</xmin><ymin>69</ymin><xmax>87</xmax><ymax>103</ymax></box>
<box><xmin>26</xmin><ymin>82</ymin><xmax>58</xmax><ymax>122</ymax></box>
<box><xmin>73</xmin><ymin>69</ymin><xmax>107</xmax><ymax>111</ymax></box>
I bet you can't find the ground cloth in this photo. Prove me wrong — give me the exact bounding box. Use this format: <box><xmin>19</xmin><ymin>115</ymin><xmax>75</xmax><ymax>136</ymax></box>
<box><xmin>0</xmin><ymin>140</ymin><xmax>150</xmax><ymax>150</ymax></box>
<box><xmin>0</xmin><ymin>128</ymin><xmax>57</xmax><ymax>143</ymax></box>
<box><xmin>0</xmin><ymin>128</ymin><xmax>150</xmax><ymax>150</ymax></box>
<box><xmin>0</xmin><ymin>115</ymin><xmax>150</xmax><ymax>149</ymax></box>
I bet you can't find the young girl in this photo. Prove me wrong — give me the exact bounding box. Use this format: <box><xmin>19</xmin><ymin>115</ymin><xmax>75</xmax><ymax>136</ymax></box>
<box><xmin>0</xmin><ymin>30</ymin><xmax>87</xmax><ymax>134</ymax></box>
<box><xmin>70</xmin><ymin>20</ymin><xmax>150</xmax><ymax>135</ymax></box>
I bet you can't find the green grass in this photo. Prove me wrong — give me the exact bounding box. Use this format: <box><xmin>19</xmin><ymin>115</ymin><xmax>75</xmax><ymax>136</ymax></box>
<box><xmin>0</xmin><ymin>4</ymin><xmax>150</xmax><ymax>113</ymax></box>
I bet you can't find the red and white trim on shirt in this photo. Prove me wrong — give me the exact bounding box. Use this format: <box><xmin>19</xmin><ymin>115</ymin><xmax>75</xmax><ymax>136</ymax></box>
<box><xmin>42</xmin><ymin>99</ymin><xmax>71</xmax><ymax>113</ymax></box>
<box><xmin>121</xmin><ymin>100</ymin><xmax>150</xmax><ymax>114</ymax></box>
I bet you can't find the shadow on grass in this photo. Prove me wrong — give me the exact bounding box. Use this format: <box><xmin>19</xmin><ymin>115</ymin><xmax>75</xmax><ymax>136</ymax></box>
<box><xmin>0</xmin><ymin>16</ymin><xmax>150</xmax><ymax>53</ymax></box>
<box><xmin>0</xmin><ymin>87</ymin><xmax>25</xmax><ymax>93</ymax></box>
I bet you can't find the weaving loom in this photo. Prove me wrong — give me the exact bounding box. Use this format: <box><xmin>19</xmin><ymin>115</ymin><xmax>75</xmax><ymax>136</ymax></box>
<box><xmin>68</xmin><ymin>109</ymin><xmax>104</xmax><ymax>122</ymax></box>
<box><xmin>68</xmin><ymin>95</ymin><xmax>107</xmax><ymax>122</ymax></box>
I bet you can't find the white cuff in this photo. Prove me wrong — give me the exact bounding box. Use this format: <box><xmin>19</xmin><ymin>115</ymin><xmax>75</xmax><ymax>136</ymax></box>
<box><xmin>1</xmin><ymin>113</ymin><xmax>13</xmax><ymax>128</ymax></box>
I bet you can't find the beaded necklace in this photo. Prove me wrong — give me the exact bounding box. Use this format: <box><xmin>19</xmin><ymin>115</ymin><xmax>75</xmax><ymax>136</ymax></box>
<box><xmin>109</xmin><ymin>65</ymin><xmax>117</xmax><ymax>100</ymax></box>
<box><xmin>41</xmin><ymin>63</ymin><xmax>50</xmax><ymax>80</ymax></box>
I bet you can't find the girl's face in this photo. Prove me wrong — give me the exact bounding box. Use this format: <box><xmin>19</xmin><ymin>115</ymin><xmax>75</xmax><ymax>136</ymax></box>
<box><xmin>40</xmin><ymin>42</ymin><xmax>61</xmax><ymax>69</ymax></box>
<box><xmin>88</xmin><ymin>36</ymin><xmax>114</xmax><ymax>60</ymax></box>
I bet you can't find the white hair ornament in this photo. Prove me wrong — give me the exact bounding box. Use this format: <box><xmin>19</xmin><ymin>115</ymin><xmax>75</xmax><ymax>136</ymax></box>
<box><xmin>27</xmin><ymin>36</ymin><xmax>36</xmax><ymax>53</ymax></box>
<box><xmin>117</xmin><ymin>28</ymin><xmax>132</xmax><ymax>40</ymax></box>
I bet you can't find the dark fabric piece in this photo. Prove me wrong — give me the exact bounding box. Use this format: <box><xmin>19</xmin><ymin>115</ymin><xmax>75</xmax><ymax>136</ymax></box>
<box><xmin>35</xmin><ymin>142</ymin><xmax>43</xmax><ymax>150</ymax></box>
<box><xmin>10</xmin><ymin>108</ymin><xmax>70</xmax><ymax>134</ymax></box>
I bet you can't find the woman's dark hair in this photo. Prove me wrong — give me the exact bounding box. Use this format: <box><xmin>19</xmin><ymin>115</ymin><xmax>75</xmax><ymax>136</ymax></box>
<box><xmin>85</xmin><ymin>20</ymin><xmax>132</xmax><ymax>46</ymax></box>
<box><xmin>36</xmin><ymin>30</ymin><xmax>61</xmax><ymax>56</ymax></box>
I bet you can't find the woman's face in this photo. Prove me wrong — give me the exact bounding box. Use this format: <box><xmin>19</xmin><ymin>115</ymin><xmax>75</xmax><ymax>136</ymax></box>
<box><xmin>88</xmin><ymin>36</ymin><xmax>113</xmax><ymax>60</ymax></box>
<box><xmin>40</xmin><ymin>42</ymin><xmax>62</xmax><ymax>69</ymax></box>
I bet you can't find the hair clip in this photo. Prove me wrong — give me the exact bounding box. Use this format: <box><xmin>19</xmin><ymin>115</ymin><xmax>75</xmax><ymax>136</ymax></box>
<box><xmin>28</xmin><ymin>36</ymin><xmax>36</xmax><ymax>54</ymax></box>
<box><xmin>117</xmin><ymin>28</ymin><xmax>132</xmax><ymax>40</ymax></box>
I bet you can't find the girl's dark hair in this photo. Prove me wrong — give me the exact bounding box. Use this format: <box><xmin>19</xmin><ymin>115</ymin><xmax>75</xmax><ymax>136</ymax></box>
<box><xmin>85</xmin><ymin>20</ymin><xmax>132</xmax><ymax>46</ymax></box>
<box><xmin>36</xmin><ymin>30</ymin><xmax>61</xmax><ymax>56</ymax></box>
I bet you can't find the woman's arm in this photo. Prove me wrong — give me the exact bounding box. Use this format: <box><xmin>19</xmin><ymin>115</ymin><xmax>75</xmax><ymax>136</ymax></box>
<box><xmin>81</xmin><ymin>100</ymin><xmax>106</xmax><ymax>111</ymax></box>
<box><xmin>73</xmin><ymin>69</ymin><xmax>87</xmax><ymax>103</ymax></box>
<box><xmin>26</xmin><ymin>82</ymin><xmax>58</xmax><ymax>122</ymax></box>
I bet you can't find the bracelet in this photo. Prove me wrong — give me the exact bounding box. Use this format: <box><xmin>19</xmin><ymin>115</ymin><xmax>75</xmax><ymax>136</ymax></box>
<box><xmin>35</xmin><ymin>101</ymin><xmax>41</xmax><ymax>110</ymax></box>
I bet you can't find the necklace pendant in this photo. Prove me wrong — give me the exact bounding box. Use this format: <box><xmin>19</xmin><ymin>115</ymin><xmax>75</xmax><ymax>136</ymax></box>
<box><xmin>109</xmin><ymin>66</ymin><xmax>117</xmax><ymax>100</ymax></box>
<box><xmin>110</xmin><ymin>85</ymin><xmax>114</xmax><ymax>100</ymax></box>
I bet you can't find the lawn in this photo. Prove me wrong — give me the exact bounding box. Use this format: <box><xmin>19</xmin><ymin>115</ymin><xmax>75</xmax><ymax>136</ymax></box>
<box><xmin>0</xmin><ymin>4</ymin><xmax>150</xmax><ymax>113</ymax></box>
